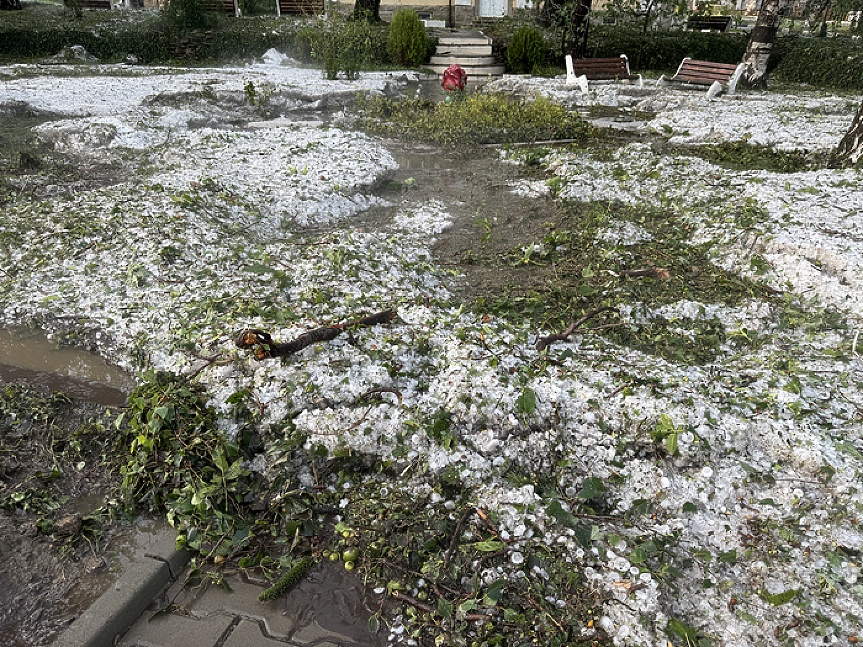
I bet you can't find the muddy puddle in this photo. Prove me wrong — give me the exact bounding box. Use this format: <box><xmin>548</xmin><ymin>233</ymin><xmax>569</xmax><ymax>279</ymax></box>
<box><xmin>274</xmin><ymin>560</ymin><xmax>385</xmax><ymax>645</ymax></box>
<box><xmin>0</xmin><ymin>328</ymin><xmax>135</xmax><ymax>406</ymax></box>
<box><xmin>0</xmin><ymin>508</ymin><xmax>174</xmax><ymax>647</ymax></box>
<box><xmin>60</xmin><ymin>515</ymin><xmax>174</xmax><ymax>616</ymax></box>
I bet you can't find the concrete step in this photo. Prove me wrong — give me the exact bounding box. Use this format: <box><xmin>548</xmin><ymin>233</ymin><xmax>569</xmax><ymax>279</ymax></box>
<box><xmin>430</xmin><ymin>54</ymin><xmax>498</xmax><ymax>66</ymax></box>
<box><xmin>436</xmin><ymin>35</ymin><xmax>493</xmax><ymax>46</ymax></box>
<box><xmin>426</xmin><ymin>63</ymin><xmax>507</xmax><ymax>77</ymax></box>
<box><xmin>434</xmin><ymin>45</ymin><xmax>493</xmax><ymax>56</ymax></box>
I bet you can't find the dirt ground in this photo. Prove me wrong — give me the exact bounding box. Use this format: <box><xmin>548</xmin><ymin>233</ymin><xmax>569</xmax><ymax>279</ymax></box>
<box><xmin>0</xmin><ymin>384</ymin><xmax>126</xmax><ymax>647</ymax></box>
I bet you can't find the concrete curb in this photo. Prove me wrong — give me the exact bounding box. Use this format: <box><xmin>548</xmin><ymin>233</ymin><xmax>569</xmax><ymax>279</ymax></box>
<box><xmin>54</xmin><ymin>531</ymin><xmax>191</xmax><ymax>647</ymax></box>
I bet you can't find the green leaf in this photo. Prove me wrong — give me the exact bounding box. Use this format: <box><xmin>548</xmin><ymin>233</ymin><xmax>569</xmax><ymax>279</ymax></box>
<box><xmin>546</xmin><ymin>499</ymin><xmax>578</xmax><ymax>528</ymax></box>
<box><xmin>515</xmin><ymin>388</ymin><xmax>536</xmax><ymax>415</ymax></box>
<box><xmin>470</xmin><ymin>540</ymin><xmax>505</xmax><ymax>552</ymax></box>
<box><xmin>577</xmin><ymin>476</ymin><xmax>605</xmax><ymax>499</ymax></box>
<box><xmin>483</xmin><ymin>579</ymin><xmax>506</xmax><ymax>606</ymax></box>
<box><xmin>665</xmin><ymin>430</ymin><xmax>679</xmax><ymax>455</ymax></box>
<box><xmin>682</xmin><ymin>502</ymin><xmax>698</xmax><ymax>513</ymax></box>
<box><xmin>667</xmin><ymin>617</ymin><xmax>698</xmax><ymax>642</ymax></box>
<box><xmin>437</xmin><ymin>597</ymin><xmax>453</xmax><ymax>618</ymax></box>
<box><xmin>718</xmin><ymin>550</ymin><xmax>737</xmax><ymax>564</ymax></box>
<box><xmin>760</xmin><ymin>588</ymin><xmax>799</xmax><ymax>605</ymax></box>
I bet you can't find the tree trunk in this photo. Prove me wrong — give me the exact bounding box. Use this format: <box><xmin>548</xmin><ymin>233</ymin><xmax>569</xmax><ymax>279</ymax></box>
<box><xmin>741</xmin><ymin>0</ymin><xmax>788</xmax><ymax>88</ymax></box>
<box><xmin>351</xmin><ymin>0</ymin><xmax>380</xmax><ymax>22</ymax></box>
<box><xmin>543</xmin><ymin>0</ymin><xmax>592</xmax><ymax>59</ymax></box>
<box><xmin>562</xmin><ymin>0</ymin><xmax>592</xmax><ymax>59</ymax></box>
<box><xmin>829</xmin><ymin>99</ymin><xmax>863</xmax><ymax>168</ymax></box>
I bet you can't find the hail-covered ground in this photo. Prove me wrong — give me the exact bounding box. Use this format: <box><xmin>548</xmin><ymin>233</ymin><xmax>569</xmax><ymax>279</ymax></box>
<box><xmin>2</xmin><ymin>54</ymin><xmax>863</xmax><ymax>646</ymax></box>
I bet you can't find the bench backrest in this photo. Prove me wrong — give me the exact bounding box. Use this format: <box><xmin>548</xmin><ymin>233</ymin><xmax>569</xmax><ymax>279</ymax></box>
<box><xmin>673</xmin><ymin>58</ymin><xmax>740</xmax><ymax>84</ymax></box>
<box><xmin>686</xmin><ymin>15</ymin><xmax>732</xmax><ymax>31</ymax></box>
<box><xmin>278</xmin><ymin>0</ymin><xmax>323</xmax><ymax>13</ymax></box>
<box><xmin>202</xmin><ymin>0</ymin><xmax>236</xmax><ymax>13</ymax></box>
<box><xmin>569</xmin><ymin>55</ymin><xmax>632</xmax><ymax>80</ymax></box>
<box><xmin>64</xmin><ymin>0</ymin><xmax>112</xmax><ymax>9</ymax></box>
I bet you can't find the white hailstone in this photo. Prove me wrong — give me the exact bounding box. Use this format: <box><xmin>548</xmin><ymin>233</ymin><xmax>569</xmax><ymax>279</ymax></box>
<box><xmin>701</xmin><ymin>466</ymin><xmax>713</xmax><ymax>479</ymax></box>
<box><xmin>584</xmin><ymin>412</ymin><xmax>596</xmax><ymax>424</ymax></box>
<box><xmin>500</xmin><ymin>530</ymin><xmax>510</xmax><ymax>540</ymax></box>
<box><xmin>599</xmin><ymin>616</ymin><xmax>614</xmax><ymax>632</ymax></box>
<box><xmin>514</xmin><ymin>523</ymin><xmax>527</xmax><ymax>537</ymax></box>
<box><xmin>511</xmin><ymin>552</ymin><xmax>525</xmax><ymax>565</ymax></box>
<box><xmin>660</xmin><ymin>477</ymin><xmax>671</xmax><ymax>488</ymax></box>
<box><xmin>613</xmin><ymin>557</ymin><xmax>630</xmax><ymax>572</ymax></box>
<box><xmin>430</xmin><ymin>492</ymin><xmax>442</xmax><ymax>503</ymax></box>
<box><xmin>444</xmin><ymin>500</ymin><xmax>456</xmax><ymax>510</ymax></box>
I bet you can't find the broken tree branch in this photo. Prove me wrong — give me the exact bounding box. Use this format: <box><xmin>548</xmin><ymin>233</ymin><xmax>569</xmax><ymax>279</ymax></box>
<box><xmin>535</xmin><ymin>306</ymin><xmax>616</xmax><ymax>352</ymax></box>
<box><xmin>618</xmin><ymin>267</ymin><xmax>671</xmax><ymax>280</ymax></box>
<box><xmin>236</xmin><ymin>309</ymin><xmax>396</xmax><ymax>360</ymax></box>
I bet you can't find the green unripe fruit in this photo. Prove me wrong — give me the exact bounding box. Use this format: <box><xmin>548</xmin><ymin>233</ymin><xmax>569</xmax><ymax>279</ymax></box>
<box><xmin>342</xmin><ymin>547</ymin><xmax>360</xmax><ymax>562</ymax></box>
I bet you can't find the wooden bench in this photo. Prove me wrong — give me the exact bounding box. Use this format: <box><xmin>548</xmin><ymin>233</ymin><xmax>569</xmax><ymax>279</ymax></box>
<box><xmin>658</xmin><ymin>57</ymin><xmax>745</xmax><ymax>98</ymax></box>
<box><xmin>276</xmin><ymin>0</ymin><xmax>323</xmax><ymax>15</ymax></box>
<box><xmin>202</xmin><ymin>0</ymin><xmax>240</xmax><ymax>16</ymax></box>
<box><xmin>686</xmin><ymin>15</ymin><xmax>733</xmax><ymax>32</ymax></box>
<box><xmin>63</xmin><ymin>0</ymin><xmax>112</xmax><ymax>9</ymax></box>
<box><xmin>565</xmin><ymin>55</ymin><xmax>643</xmax><ymax>94</ymax></box>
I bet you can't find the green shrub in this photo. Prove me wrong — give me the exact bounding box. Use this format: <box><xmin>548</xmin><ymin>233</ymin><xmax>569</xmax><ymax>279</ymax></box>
<box><xmin>164</xmin><ymin>0</ymin><xmax>214</xmax><ymax>32</ymax></box>
<box><xmin>315</xmin><ymin>7</ymin><xmax>373</xmax><ymax>79</ymax></box>
<box><xmin>507</xmin><ymin>25</ymin><xmax>545</xmax><ymax>74</ymax></box>
<box><xmin>772</xmin><ymin>36</ymin><xmax>863</xmax><ymax>90</ymax></box>
<box><xmin>386</xmin><ymin>8</ymin><xmax>428</xmax><ymax>67</ymax></box>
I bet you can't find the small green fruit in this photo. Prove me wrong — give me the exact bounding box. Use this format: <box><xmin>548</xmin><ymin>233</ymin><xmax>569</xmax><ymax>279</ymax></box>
<box><xmin>342</xmin><ymin>547</ymin><xmax>360</xmax><ymax>562</ymax></box>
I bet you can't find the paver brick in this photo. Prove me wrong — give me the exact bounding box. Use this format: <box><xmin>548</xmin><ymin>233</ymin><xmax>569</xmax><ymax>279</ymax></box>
<box><xmin>118</xmin><ymin>609</ymin><xmax>234</xmax><ymax>647</ymax></box>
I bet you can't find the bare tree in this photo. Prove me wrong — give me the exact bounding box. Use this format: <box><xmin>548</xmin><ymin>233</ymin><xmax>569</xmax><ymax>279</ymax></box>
<box><xmin>829</xmin><ymin>99</ymin><xmax>863</xmax><ymax>168</ymax></box>
<box><xmin>541</xmin><ymin>0</ymin><xmax>593</xmax><ymax>59</ymax></box>
<box><xmin>741</xmin><ymin>0</ymin><xmax>789</xmax><ymax>88</ymax></box>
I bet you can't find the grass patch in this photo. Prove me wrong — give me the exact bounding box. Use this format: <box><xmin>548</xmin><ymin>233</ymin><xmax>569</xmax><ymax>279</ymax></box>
<box><xmin>463</xmin><ymin>198</ymin><xmax>782</xmax><ymax>364</ymax></box>
<box><xmin>355</xmin><ymin>93</ymin><xmax>594</xmax><ymax>146</ymax></box>
<box><xmin>667</xmin><ymin>140</ymin><xmax>821</xmax><ymax>173</ymax></box>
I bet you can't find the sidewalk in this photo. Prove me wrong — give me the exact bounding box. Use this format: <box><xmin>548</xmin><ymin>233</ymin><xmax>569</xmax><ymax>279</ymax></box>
<box><xmin>119</xmin><ymin>561</ymin><xmax>380</xmax><ymax>647</ymax></box>
<box><xmin>54</xmin><ymin>528</ymin><xmax>384</xmax><ymax>647</ymax></box>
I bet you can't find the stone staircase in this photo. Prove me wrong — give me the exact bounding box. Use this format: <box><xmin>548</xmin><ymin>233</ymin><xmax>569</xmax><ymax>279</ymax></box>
<box><xmin>426</xmin><ymin>30</ymin><xmax>506</xmax><ymax>79</ymax></box>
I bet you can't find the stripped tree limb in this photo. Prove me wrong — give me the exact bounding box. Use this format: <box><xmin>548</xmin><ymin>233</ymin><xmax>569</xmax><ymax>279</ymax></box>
<box><xmin>236</xmin><ymin>309</ymin><xmax>396</xmax><ymax>360</ymax></box>
<box><xmin>535</xmin><ymin>306</ymin><xmax>616</xmax><ymax>352</ymax></box>
<box><xmin>619</xmin><ymin>267</ymin><xmax>670</xmax><ymax>280</ymax></box>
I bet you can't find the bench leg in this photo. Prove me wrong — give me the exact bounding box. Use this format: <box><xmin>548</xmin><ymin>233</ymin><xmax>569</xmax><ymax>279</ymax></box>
<box><xmin>706</xmin><ymin>81</ymin><xmax>722</xmax><ymax>99</ymax></box>
<box><xmin>565</xmin><ymin>55</ymin><xmax>576</xmax><ymax>86</ymax></box>
<box><xmin>577</xmin><ymin>74</ymin><xmax>589</xmax><ymax>94</ymax></box>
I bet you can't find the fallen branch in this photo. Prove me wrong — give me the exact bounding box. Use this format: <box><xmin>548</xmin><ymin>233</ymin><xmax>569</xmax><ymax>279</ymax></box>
<box><xmin>356</xmin><ymin>387</ymin><xmax>403</xmax><ymax>407</ymax></box>
<box><xmin>618</xmin><ymin>267</ymin><xmax>670</xmax><ymax>280</ymax></box>
<box><xmin>535</xmin><ymin>306</ymin><xmax>616</xmax><ymax>352</ymax></box>
<box><xmin>444</xmin><ymin>506</ymin><xmax>475</xmax><ymax>570</ymax></box>
<box><xmin>236</xmin><ymin>309</ymin><xmax>396</xmax><ymax>360</ymax></box>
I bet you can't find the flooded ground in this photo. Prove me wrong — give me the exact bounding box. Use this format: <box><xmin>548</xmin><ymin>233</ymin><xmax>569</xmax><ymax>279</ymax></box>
<box><xmin>0</xmin><ymin>328</ymin><xmax>135</xmax><ymax>406</ymax></box>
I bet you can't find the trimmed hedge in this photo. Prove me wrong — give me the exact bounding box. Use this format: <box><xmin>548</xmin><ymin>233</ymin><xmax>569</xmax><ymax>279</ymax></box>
<box><xmin>771</xmin><ymin>36</ymin><xmax>863</xmax><ymax>91</ymax></box>
<box><xmin>584</xmin><ymin>25</ymin><xmax>748</xmax><ymax>73</ymax></box>
<box><xmin>0</xmin><ymin>12</ymin><xmax>303</xmax><ymax>64</ymax></box>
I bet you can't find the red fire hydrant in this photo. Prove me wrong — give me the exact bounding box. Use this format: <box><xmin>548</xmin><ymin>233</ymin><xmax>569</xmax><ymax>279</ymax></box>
<box><xmin>441</xmin><ymin>64</ymin><xmax>467</xmax><ymax>92</ymax></box>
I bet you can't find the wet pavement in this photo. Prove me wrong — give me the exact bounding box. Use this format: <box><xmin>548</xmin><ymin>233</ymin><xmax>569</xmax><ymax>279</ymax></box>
<box><xmin>118</xmin><ymin>559</ymin><xmax>385</xmax><ymax>647</ymax></box>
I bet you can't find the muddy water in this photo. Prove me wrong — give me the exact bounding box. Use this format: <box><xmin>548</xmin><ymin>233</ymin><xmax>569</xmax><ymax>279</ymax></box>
<box><xmin>280</xmin><ymin>561</ymin><xmax>385</xmax><ymax>645</ymax></box>
<box><xmin>61</xmin><ymin>515</ymin><xmax>175</xmax><ymax>616</ymax></box>
<box><xmin>0</xmin><ymin>328</ymin><xmax>134</xmax><ymax>406</ymax></box>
